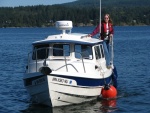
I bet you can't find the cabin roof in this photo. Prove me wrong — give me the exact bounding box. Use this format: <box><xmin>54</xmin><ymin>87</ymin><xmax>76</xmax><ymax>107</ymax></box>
<box><xmin>33</xmin><ymin>33</ymin><xmax>103</xmax><ymax>45</ymax></box>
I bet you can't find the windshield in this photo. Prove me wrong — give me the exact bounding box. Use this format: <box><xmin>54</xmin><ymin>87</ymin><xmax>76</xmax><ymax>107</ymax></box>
<box><xmin>53</xmin><ymin>44</ymin><xmax>70</xmax><ymax>56</ymax></box>
<box><xmin>75</xmin><ymin>44</ymin><xmax>93</xmax><ymax>59</ymax></box>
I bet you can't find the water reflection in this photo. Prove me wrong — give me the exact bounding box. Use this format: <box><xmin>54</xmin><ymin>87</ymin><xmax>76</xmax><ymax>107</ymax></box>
<box><xmin>99</xmin><ymin>99</ymin><xmax>118</xmax><ymax>112</ymax></box>
<box><xmin>21</xmin><ymin>99</ymin><xmax>118</xmax><ymax>113</ymax></box>
<box><xmin>20</xmin><ymin>104</ymin><xmax>53</xmax><ymax>113</ymax></box>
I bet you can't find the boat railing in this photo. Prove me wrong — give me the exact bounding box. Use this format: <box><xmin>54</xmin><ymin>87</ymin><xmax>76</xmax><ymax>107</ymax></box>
<box><xmin>27</xmin><ymin>47</ymin><xmax>50</xmax><ymax>72</ymax></box>
<box><xmin>75</xmin><ymin>51</ymin><xmax>86</xmax><ymax>73</ymax></box>
<box><xmin>109</xmin><ymin>36</ymin><xmax>114</xmax><ymax>65</ymax></box>
<box><xmin>27</xmin><ymin>47</ymin><xmax>87</xmax><ymax>73</ymax></box>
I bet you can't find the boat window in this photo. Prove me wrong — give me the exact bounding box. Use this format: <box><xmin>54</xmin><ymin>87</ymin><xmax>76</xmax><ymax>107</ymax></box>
<box><xmin>94</xmin><ymin>46</ymin><xmax>101</xmax><ymax>59</ymax></box>
<box><xmin>53</xmin><ymin>44</ymin><xmax>70</xmax><ymax>56</ymax></box>
<box><xmin>32</xmin><ymin>44</ymin><xmax>49</xmax><ymax>60</ymax></box>
<box><xmin>94</xmin><ymin>44</ymin><xmax>105</xmax><ymax>59</ymax></box>
<box><xmin>75</xmin><ymin>45</ymin><xmax>93</xmax><ymax>59</ymax></box>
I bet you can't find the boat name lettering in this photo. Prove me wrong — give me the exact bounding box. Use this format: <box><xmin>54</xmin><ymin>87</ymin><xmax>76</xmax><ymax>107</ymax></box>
<box><xmin>52</xmin><ymin>77</ymin><xmax>68</xmax><ymax>84</ymax></box>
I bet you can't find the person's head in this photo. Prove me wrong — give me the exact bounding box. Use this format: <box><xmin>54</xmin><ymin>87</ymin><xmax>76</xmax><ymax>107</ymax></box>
<box><xmin>104</xmin><ymin>14</ymin><xmax>112</xmax><ymax>24</ymax></box>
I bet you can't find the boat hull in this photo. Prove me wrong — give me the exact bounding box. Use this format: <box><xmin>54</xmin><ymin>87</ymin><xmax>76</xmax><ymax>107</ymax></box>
<box><xmin>23</xmin><ymin>72</ymin><xmax>112</xmax><ymax>107</ymax></box>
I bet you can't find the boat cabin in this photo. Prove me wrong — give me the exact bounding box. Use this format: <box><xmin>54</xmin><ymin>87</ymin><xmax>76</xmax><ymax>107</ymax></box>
<box><xmin>27</xmin><ymin>21</ymin><xmax>107</xmax><ymax>74</ymax></box>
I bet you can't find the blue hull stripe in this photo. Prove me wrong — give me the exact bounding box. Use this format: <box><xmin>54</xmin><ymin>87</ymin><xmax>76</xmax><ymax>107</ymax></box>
<box><xmin>50</xmin><ymin>74</ymin><xmax>112</xmax><ymax>87</ymax></box>
<box><xmin>24</xmin><ymin>74</ymin><xmax>112</xmax><ymax>87</ymax></box>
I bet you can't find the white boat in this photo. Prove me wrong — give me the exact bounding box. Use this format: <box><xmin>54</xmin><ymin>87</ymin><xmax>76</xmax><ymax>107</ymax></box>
<box><xmin>23</xmin><ymin>20</ymin><xmax>117</xmax><ymax>107</ymax></box>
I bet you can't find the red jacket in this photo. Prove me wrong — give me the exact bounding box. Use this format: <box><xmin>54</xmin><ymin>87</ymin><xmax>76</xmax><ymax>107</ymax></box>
<box><xmin>90</xmin><ymin>22</ymin><xmax>114</xmax><ymax>40</ymax></box>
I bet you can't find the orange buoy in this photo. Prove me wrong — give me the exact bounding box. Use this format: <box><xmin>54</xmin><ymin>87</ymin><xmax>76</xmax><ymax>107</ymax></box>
<box><xmin>101</xmin><ymin>85</ymin><xmax>117</xmax><ymax>99</ymax></box>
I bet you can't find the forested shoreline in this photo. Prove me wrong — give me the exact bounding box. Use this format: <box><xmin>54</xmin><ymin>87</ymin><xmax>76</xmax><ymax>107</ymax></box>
<box><xmin>0</xmin><ymin>4</ymin><xmax>150</xmax><ymax>27</ymax></box>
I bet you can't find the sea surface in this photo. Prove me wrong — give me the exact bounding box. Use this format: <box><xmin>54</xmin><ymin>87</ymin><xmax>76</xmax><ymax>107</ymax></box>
<box><xmin>0</xmin><ymin>26</ymin><xmax>150</xmax><ymax>113</ymax></box>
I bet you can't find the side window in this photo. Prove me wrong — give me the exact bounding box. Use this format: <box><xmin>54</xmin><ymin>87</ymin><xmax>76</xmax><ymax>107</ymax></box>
<box><xmin>53</xmin><ymin>44</ymin><xmax>70</xmax><ymax>56</ymax></box>
<box><xmin>94</xmin><ymin>46</ymin><xmax>101</xmax><ymax>59</ymax></box>
<box><xmin>75</xmin><ymin>45</ymin><xmax>93</xmax><ymax>59</ymax></box>
<box><xmin>94</xmin><ymin>44</ymin><xmax>105</xmax><ymax>60</ymax></box>
<box><xmin>32</xmin><ymin>44</ymin><xmax>49</xmax><ymax>60</ymax></box>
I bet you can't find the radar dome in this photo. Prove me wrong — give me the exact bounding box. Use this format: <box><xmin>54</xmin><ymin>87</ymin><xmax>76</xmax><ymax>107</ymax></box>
<box><xmin>55</xmin><ymin>21</ymin><xmax>73</xmax><ymax>31</ymax></box>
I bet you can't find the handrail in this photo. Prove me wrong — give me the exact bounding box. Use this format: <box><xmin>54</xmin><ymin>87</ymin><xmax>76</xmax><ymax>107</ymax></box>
<box><xmin>27</xmin><ymin>47</ymin><xmax>68</xmax><ymax>73</ymax></box>
<box><xmin>63</xmin><ymin>49</ymin><xmax>68</xmax><ymax>72</ymax></box>
<box><xmin>75</xmin><ymin>51</ymin><xmax>86</xmax><ymax>73</ymax></box>
<box><xmin>27</xmin><ymin>47</ymin><xmax>87</xmax><ymax>73</ymax></box>
<box><xmin>55</xmin><ymin>64</ymin><xmax>78</xmax><ymax>72</ymax></box>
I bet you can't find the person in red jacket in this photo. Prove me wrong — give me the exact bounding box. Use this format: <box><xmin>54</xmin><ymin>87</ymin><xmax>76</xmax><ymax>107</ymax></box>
<box><xmin>88</xmin><ymin>14</ymin><xmax>114</xmax><ymax>43</ymax></box>
<box><xmin>88</xmin><ymin>14</ymin><xmax>114</xmax><ymax>68</ymax></box>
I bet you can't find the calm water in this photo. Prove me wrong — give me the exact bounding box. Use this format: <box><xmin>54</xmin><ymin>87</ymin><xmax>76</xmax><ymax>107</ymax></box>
<box><xmin>0</xmin><ymin>26</ymin><xmax>150</xmax><ymax>113</ymax></box>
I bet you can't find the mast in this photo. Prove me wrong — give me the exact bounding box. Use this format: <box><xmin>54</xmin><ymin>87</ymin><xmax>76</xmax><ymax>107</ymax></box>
<box><xmin>100</xmin><ymin>0</ymin><xmax>114</xmax><ymax>67</ymax></box>
<box><xmin>99</xmin><ymin>0</ymin><xmax>101</xmax><ymax>34</ymax></box>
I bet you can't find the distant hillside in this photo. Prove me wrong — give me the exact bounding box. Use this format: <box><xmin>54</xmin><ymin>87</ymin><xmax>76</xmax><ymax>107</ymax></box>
<box><xmin>63</xmin><ymin>0</ymin><xmax>150</xmax><ymax>8</ymax></box>
<box><xmin>0</xmin><ymin>0</ymin><xmax>150</xmax><ymax>27</ymax></box>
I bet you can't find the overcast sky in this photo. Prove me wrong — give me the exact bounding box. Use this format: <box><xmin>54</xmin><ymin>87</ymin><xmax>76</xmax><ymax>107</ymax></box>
<box><xmin>0</xmin><ymin>0</ymin><xmax>76</xmax><ymax>7</ymax></box>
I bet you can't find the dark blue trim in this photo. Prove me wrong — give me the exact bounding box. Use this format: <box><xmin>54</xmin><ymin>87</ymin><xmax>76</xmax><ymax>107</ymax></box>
<box><xmin>50</xmin><ymin>74</ymin><xmax>112</xmax><ymax>87</ymax></box>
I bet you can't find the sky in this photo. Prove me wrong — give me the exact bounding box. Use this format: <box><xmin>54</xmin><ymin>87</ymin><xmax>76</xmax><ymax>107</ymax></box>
<box><xmin>0</xmin><ymin>0</ymin><xmax>77</xmax><ymax>7</ymax></box>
